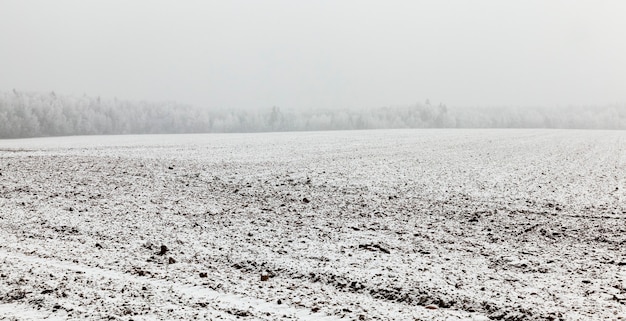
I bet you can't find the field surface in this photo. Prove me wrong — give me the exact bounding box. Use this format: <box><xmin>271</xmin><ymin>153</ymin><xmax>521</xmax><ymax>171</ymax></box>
<box><xmin>0</xmin><ymin>129</ymin><xmax>625</xmax><ymax>320</ymax></box>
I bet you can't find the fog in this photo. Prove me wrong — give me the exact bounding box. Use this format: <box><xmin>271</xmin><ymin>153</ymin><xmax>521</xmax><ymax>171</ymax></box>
<box><xmin>2</xmin><ymin>0</ymin><xmax>626</xmax><ymax>113</ymax></box>
<box><xmin>1</xmin><ymin>90</ymin><xmax>624</xmax><ymax>138</ymax></box>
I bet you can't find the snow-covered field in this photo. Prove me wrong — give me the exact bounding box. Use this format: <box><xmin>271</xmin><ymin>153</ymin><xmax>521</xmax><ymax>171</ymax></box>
<box><xmin>0</xmin><ymin>129</ymin><xmax>624</xmax><ymax>321</ymax></box>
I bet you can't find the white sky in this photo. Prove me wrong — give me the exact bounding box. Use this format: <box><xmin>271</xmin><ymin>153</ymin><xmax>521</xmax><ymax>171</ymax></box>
<box><xmin>1</xmin><ymin>1</ymin><xmax>625</xmax><ymax>109</ymax></box>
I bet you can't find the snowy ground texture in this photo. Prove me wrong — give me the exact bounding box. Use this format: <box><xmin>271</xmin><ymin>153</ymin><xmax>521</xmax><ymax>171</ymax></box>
<box><xmin>0</xmin><ymin>129</ymin><xmax>625</xmax><ymax>321</ymax></box>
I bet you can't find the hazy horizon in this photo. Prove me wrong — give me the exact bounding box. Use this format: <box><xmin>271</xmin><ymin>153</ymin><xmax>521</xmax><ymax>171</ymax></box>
<box><xmin>2</xmin><ymin>1</ymin><xmax>625</xmax><ymax>110</ymax></box>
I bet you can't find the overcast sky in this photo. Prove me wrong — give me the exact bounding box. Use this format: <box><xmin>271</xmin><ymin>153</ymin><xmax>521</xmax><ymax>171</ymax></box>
<box><xmin>1</xmin><ymin>1</ymin><xmax>625</xmax><ymax>109</ymax></box>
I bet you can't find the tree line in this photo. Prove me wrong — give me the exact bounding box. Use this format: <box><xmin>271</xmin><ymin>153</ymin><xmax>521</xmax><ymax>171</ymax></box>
<box><xmin>1</xmin><ymin>90</ymin><xmax>625</xmax><ymax>138</ymax></box>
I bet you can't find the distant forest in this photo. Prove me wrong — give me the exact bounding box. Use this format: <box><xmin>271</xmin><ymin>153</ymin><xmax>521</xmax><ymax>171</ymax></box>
<box><xmin>1</xmin><ymin>90</ymin><xmax>625</xmax><ymax>138</ymax></box>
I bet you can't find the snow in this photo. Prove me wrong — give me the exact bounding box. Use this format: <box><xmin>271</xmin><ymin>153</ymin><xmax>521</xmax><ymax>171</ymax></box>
<box><xmin>0</xmin><ymin>129</ymin><xmax>625</xmax><ymax>320</ymax></box>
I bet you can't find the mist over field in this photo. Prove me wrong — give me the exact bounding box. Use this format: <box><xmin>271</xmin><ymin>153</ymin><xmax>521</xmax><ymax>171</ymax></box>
<box><xmin>2</xmin><ymin>90</ymin><xmax>625</xmax><ymax>139</ymax></box>
<box><xmin>2</xmin><ymin>1</ymin><xmax>626</xmax><ymax>139</ymax></box>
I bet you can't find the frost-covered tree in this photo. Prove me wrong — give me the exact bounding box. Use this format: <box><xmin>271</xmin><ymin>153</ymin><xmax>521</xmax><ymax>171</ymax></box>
<box><xmin>0</xmin><ymin>90</ymin><xmax>625</xmax><ymax>138</ymax></box>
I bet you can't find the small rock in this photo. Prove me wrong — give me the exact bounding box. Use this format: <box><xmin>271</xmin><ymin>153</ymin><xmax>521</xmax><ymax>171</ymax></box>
<box><xmin>261</xmin><ymin>272</ymin><xmax>269</xmax><ymax>281</ymax></box>
<box><xmin>425</xmin><ymin>304</ymin><xmax>438</xmax><ymax>310</ymax></box>
<box><xmin>358</xmin><ymin>243</ymin><xmax>391</xmax><ymax>254</ymax></box>
<box><xmin>95</xmin><ymin>243</ymin><xmax>103</xmax><ymax>249</ymax></box>
<box><xmin>508</xmin><ymin>260</ymin><xmax>529</xmax><ymax>268</ymax></box>
<box><xmin>199</xmin><ymin>272</ymin><xmax>208</xmax><ymax>278</ymax></box>
<box><xmin>277</xmin><ymin>299</ymin><xmax>282</xmax><ymax>305</ymax></box>
<box><xmin>168</xmin><ymin>257</ymin><xmax>176</xmax><ymax>264</ymax></box>
<box><xmin>302</xmin><ymin>197</ymin><xmax>310</xmax><ymax>203</ymax></box>
<box><xmin>158</xmin><ymin>245</ymin><xmax>168</xmax><ymax>256</ymax></box>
